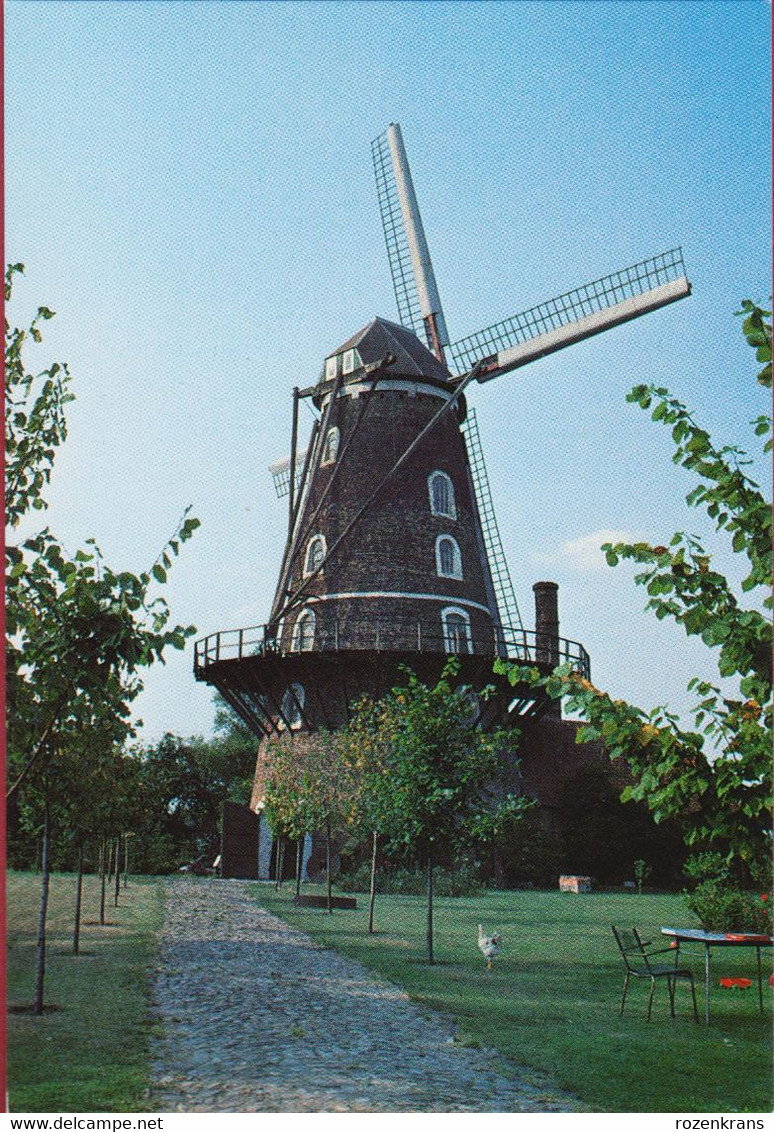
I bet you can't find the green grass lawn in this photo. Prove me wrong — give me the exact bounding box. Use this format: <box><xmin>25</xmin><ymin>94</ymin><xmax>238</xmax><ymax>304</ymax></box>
<box><xmin>254</xmin><ymin>882</ymin><xmax>774</xmax><ymax>1113</ymax></box>
<box><xmin>6</xmin><ymin>870</ymin><xmax>163</xmax><ymax>1113</ymax></box>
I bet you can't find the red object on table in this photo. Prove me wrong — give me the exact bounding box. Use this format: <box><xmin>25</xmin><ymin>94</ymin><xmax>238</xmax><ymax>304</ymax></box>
<box><xmin>719</xmin><ymin>977</ymin><xmax>752</xmax><ymax>989</ymax></box>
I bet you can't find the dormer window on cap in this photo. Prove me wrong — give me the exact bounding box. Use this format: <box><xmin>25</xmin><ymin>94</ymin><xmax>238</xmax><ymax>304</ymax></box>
<box><xmin>324</xmin><ymin>348</ymin><xmax>362</xmax><ymax>382</ymax></box>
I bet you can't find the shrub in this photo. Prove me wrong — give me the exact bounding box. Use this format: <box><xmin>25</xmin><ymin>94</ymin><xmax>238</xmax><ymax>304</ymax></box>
<box><xmin>685</xmin><ymin>881</ymin><xmax>773</xmax><ymax>934</ymax></box>
<box><xmin>336</xmin><ymin>862</ymin><xmax>485</xmax><ymax>897</ymax></box>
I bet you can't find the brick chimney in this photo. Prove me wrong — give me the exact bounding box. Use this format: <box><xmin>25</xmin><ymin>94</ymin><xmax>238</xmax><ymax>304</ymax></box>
<box><xmin>533</xmin><ymin>580</ymin><xmax>561</xmax><ymax>716</ymax></box>
<box><xmin>533</xmin><ymin>580</ymin><xmax>560</xmax><ymax>665</ymax></box>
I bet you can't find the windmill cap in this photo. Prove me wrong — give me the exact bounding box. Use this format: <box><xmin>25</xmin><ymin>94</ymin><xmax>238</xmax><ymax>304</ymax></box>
<box><xmin>329</xmin><ymin>316</ymin><xmax>452</xmax><ymax>384</ymax></box>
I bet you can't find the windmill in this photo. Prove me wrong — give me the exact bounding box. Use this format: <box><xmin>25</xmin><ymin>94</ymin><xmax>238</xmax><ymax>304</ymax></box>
<box><xmin>194</xmin><ymin>123</ymin><xmax>690</xmax><ymax>879</ymax></box>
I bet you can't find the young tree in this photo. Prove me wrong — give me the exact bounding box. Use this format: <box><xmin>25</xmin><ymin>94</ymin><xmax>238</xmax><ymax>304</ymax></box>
<box><xmin>348</xmin><ymin>661</ymin><xmax>527</xmax><ymax>963</ymax></box>
<box><xmin>261</xmin><ymin>730</ymin><xmax>362</xmax><ymax>909</ymax></box>
<box><xmin>339</xmin><ymin>697</ymin><xmax>394</xmax><ymax>933</ymax></box>
<box><xmin>260</xmin><ymin>735</ymin><xmax>306</xmax><ymax>892</ymax></box>
<box><xmin>5</xmin><ymin>264</ymin><xmax>200</xmax><ymax>1009</ymax></box>
<box><xmin>496</xmin><ymin>301</ymin><xmax>772</xmax><ymax>883</ymax></box>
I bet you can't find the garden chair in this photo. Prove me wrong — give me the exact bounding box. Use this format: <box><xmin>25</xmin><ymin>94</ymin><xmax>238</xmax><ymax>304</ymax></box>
<box><xmin>611</xmin><ymin>926</ymin><xmax>699</xmax><ymax>1022</ymax></box>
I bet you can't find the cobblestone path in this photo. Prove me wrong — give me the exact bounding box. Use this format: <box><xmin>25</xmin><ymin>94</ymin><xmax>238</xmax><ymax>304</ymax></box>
<box><xmin>148</xmin><ymin>876</ymin><xmax>581</xmax><ymax>1113</ymax></box>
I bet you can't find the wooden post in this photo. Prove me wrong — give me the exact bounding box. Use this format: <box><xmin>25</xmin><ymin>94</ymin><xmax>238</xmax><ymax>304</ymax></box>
<box><xmin>113</xmin><ymin>836</ymin><xmax>121</xmax><ymax>907</ymax></box>
<box><xmin>426</xmin><ymin>848</ymin><xmax>435</xmax><ymax>965</ymax></box>
<box><xmin>73</xmin><ymin>842</ymin><xmax>84</xmax><ymax>955</ymax></box>
<box><xmin>368</xmin><ymin>830</ymin><xmax>378</xmax><ymax>935</ymax></box>
<box><xmin>288</xmin><ymin>387</ymin><xmax>299</xmax><ymax>535</ymax></box>
<box><xmin>99</xmin><ymin>837</ymin><xmax>107</xmax><ymax>926</ymax></box>
<box><xmin>274</xmin><ymin>834</ymin><xmax>284</xmax><ymax>890</ymax></box>
<box><xmin>295</xmin><ymin>838</ymin><xmax>302</xmax><ymax>897</ymax></box>
<box><xmin>34</xmin><ymin>801</ymin><xmax>51</xmax><ymax>1014</ymax></box>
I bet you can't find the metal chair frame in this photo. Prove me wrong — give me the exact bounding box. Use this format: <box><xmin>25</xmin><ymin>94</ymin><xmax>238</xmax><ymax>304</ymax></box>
<box><xmin>611</xmin><ymin>925</ymin><xmax>699</xmax><ymax>1022</ymax></box>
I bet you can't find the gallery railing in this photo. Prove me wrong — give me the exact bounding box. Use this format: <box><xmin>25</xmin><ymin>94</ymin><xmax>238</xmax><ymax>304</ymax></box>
<box><xmin>194</xmin><ymin>619</ymin><xmax>590</xmax><ymax>679</ymax></box>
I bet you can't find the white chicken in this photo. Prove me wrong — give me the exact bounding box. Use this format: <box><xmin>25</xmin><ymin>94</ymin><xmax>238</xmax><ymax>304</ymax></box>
<box><xmin>478</xmin><ymin>924</ymin><xmax>503</xmax><ymax>971</ymax></box>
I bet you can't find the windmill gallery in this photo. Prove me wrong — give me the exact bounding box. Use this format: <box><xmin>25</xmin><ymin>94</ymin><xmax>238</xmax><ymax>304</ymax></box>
<box><xmin>193</xmin><ymin>123</ymin><xmax>691</xmax><ymax>882</ymax></box>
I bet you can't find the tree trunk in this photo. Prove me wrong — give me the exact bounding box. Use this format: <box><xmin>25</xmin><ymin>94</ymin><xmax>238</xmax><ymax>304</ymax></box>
<box><xmin>426</xmin><ymin>849</ymin><xmax>435</xmax><ymax>965</ymax></box>
<box><xmin>368</xmin><ymin>830</ymin><xmax>378</xmax><ymax>934</ymax></box>
<box><xmin>107</xmin><ymin>838</ymin><xmax>115</xmax><ymax>881</ymax></box>
<box><xmin>325</xmin><ymin>819</ymin><xmax>332</xmax><ymax>914</ymax></box>
<box><xmin>295</xmin><ymin>838</ymin><xmax>302</xmax><ymax>897</ymax></box>
<box><xmin>34</xmin><ymin>802</ymin><xmax>51</xmax><ymax>1014</ymax></box>
<box><xmin>113</xmin><ymin>836</ymin><xmax>121</xmax><ymax>907</ymax></box>
<box><xmin>73</xmin><ymin>842</ymin><xmax>84</xmax><ymax>955</ymax></box>
<box><xmin>123</xmin><ymin>836</ymin><xmax>129</xmax><ymax>889</ymax></box>
<box><xmin>99</xmin><ymin>837</ymin><xmax>107</xmax><ymax>926</ymax></box>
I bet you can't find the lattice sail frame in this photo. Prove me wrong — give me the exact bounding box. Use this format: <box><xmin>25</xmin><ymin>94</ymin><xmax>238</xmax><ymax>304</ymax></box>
<box><xmin>371</xmin><ymin>129</ymin><xmax>426</xmax><ymax>343</ymax></box>
<box><xmin>269</xmin><ymin>450</ymin><xmax>308</xmax><ymax>499</ymax></box>
<box><xmin>461</xmin><ymin>407</ymin><xmax>524</xmax><ymax>636</ymax></box>
<box><xmin>372</xmin><ymin>124</ymin><xmax>689</xmax><ymax>385</ymax></box>
<box><xmin>448</xmin><ymin>247</ymin><xmax>690</xmax><ymax>379</ymax></box>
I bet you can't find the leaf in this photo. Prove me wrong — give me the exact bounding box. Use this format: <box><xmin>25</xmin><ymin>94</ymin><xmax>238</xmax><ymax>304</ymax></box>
<box><xmin>152</xmin><ymin>564</ymin><xmax>167</xmax><ymax>584</ymax></box>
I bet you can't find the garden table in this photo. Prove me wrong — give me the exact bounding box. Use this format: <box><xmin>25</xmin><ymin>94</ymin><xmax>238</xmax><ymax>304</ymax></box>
<box><xmin>660</xmin><ymin>927</ymin><xmax>773</xmax><ymax>1025</ymax></box>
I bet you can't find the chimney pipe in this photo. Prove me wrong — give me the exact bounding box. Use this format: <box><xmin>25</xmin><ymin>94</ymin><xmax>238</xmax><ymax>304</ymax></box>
<box><xmin>533</xmin><ymin>581</ymin><xmax>561</xmax><ymax>717</ymax></box>
<box><xmin>533</xmin><ymin>581</ymin><xmax>559</xmax><ymax>668</ymax></box>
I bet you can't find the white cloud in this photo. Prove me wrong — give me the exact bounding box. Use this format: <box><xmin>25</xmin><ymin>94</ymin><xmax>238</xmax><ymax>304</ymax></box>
<box><xmin>532</xmin><ymin>528</ymin><xmax>637</xmax><ymax>571</ymax></box>
<box><xmin>561</xmin><ymin>529</ymin><xmax>637</xmax><ymax>570</ymax></box>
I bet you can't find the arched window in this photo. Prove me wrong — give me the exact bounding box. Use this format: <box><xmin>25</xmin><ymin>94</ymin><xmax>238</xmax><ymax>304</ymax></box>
<box><xmin>441</xmin><ymin>606</ymin><xmax>472</xmax><ymax>654</ymax></box>
<box><xmin>304</xmin><ymin>534</ymin><xmax>326</xmax><ymax>576</ymax></box>
<box><xmin>280</xmin><ymin>682</ymin><xmax>305</xmax><ymax>729</ymax></box>
<box><xmin>321</xmin><ymin>426</ymin><xmax>340</xmax><ymax>466</ymax></box>
<box><xmin>291</xmin><ymin>608</ymin><xmax>316</xmax><ymax>651</ymax></box>
<box><xmin>428</xmin><ymin>470</ymin><xmax>456</xmax><ymax>519</ymax></box>
<box><xmin>436</xmin><ymin>534</ymin><xmax>463</xmax><ymax>579</ymax></box>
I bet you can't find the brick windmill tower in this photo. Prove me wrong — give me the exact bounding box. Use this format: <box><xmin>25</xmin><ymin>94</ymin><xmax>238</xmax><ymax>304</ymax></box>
<box><xmin>195</xmin><ymin>123</ymin><xmax>690</xmax><ymax>879</ymax></box>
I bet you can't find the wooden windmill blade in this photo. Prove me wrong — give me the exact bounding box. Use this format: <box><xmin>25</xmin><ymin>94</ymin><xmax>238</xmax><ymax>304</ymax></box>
<box><xmin>448</xmin><ymin>247</ymin><xmax>691</xmax><ymax>381</ymax></box>
<box><xmin>372</xmin><ymin>123</ymin><xmax>450</xmax><ymax>362</ymax></box>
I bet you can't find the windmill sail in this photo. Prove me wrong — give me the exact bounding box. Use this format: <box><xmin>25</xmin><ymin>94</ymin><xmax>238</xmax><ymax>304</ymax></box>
<box><xmin>448</xmin><ymin>247</ymin><xmax>690</xmax><ymax>381</ymax></box>
<box><xmin>461</xmin><ymin>408</ymin><xmax>524</xmax><ymax>640</ymax></box>
<box><xmin>372</xmin><ymin>124</ymin><xmax>450</xmax><ymax>362</ymax></box>
<box><xmin>269</xmin><ymin>449</ymin><xmax>309</xmax><ymax>499</ymax></box>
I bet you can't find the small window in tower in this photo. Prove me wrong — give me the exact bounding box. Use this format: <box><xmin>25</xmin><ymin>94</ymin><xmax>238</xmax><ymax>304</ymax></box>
<box><xmin>304</xmin><ymin>534</ymin><xmax>327</xmax><ymax>576</ymax></box>
<box><xmin>291</xmin><ymin>608</ymin><xmax>316</xmax><ymax>651</ymax></box>
<box><xmin>441</xmin><ymin>606</ymin><xmax>472</xmax><ymax>655</ymax></box>
<box><xmin>325</xmin><ymin>354</ymin><xmax>340</xmax><ymax>381</ymax></box>
<box><xmin>280</xmin><ymin>682</ymin><xmax>305</xmax><ymax>729</ymax></box>
<box><xmin>428</xmin><ymin>470</ymin><xmax>456</xmax><ymax>519</ymax></box>
<box><xmin>321</xmin><ymin>426</ymin><xmax>340</xmax><ymax>466</ymax></box>
<box><xmin>436</xmin><ymin>534</ymin><xmax>463</xmax><ymax>579</ymax></box>
<box><xmin>342</xmin><ymin>348</ymin><xmax>360</xmax><ymax>375</ymax></box>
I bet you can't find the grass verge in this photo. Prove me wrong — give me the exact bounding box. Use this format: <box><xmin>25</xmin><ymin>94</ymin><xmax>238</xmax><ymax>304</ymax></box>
<box><xmin>253</xmin><ymin>883</ymin><xmax>773</xmax><ymax>1113</ymax></box>
<box><xmin>7</xmin><ymin>870</ymin><xmax>163</xmax><ymax>1113</ymax></box>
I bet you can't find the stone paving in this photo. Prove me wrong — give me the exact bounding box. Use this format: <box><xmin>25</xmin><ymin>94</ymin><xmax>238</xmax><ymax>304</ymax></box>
<box><xmin>148</xmin><ymin>876</ymin><xmax>582</xmax><ymax>1113</ymax></box>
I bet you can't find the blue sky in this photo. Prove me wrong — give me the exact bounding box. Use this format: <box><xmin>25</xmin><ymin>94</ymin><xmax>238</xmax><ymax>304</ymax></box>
<box><xmin>6</xmin><ymin>0</ymin><xmax>771</xmax><ymax>744</ymax></box>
